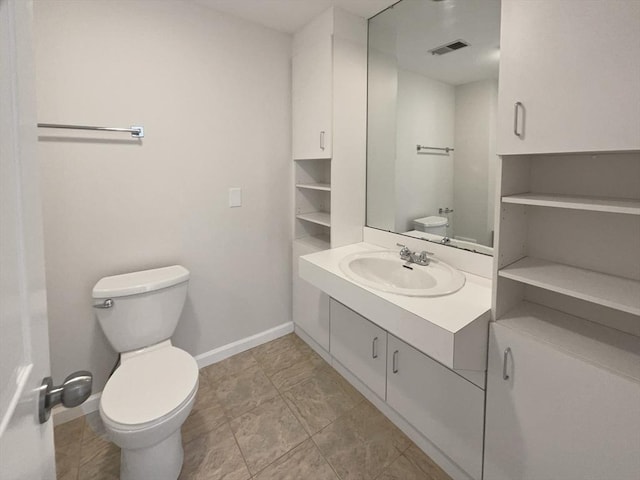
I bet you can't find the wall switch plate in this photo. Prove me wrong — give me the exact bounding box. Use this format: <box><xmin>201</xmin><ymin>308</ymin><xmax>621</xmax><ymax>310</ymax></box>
<box><xmin>228</xmin><ymin>187</ymin><xmax>241</xmax><ymax>207</ymax></box>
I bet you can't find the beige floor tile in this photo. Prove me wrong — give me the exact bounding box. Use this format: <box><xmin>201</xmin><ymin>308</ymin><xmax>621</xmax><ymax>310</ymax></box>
<box><xmin>268</xmin><ymin>355</ymin><xmax>325</xmax><ymax>391</ymax></box>
<box><xmin>282</xmin><ymin>366</ymin><xmax>364</xmax><ymax>435</ymax></box>
<box><xmin>183</xmin><ymin>381</ymin><xmax>228</xmax><ymax>444</ymax></box>
<box><xmin>403</xmin><ymin>445</ymin><xmax>453</xmax><ymax>480</ymax></box>
<box><xmin>347</xmin><ymin>400</ymin><xmax>411</xmax><ymax>452</ymax></box>
<box><xmin>57</xmin><ymin>471</ymin><xmax>79</xmax><ymax>480</ymax></box>
<box><xmin>79</xmin><ymin>413</ymin><xmax>119</xmax><ymax>472</ymax></box>
<box><xmin>376</xmin><ymin>454</ymin><xmax>431</xmax><ymax>480</ymax></box>
<box><xmin>182</xmin><ymin>401</ymin><xmax>227</xmax><ymax>444</ymax></box>
<box><xmin>55</xmin><ymin>417</ymin><xmax>85</xmax><ymax>478</ymax></box>
<box><xmin>180</xmin><ymin>422</ymin><xmax>250</xmax><ymax>480</ymax></box>
<box><xmin>230</xmin><ymin>395</ymin><xmax>308</xmax><ymax>475</ymax></box>
<box><xmin>202</xmin><ymin>349</ymin><xmax>258</xmax><ymax>384</ymax></box>
<box><xmin>55</xmin><ymin>417</ymin><xmax>85</xmax><ymax>447</ymax></box>
<box><xmin>254</xmin><ymin>439</ymin><xmax>338</xmax><ymax>480</ymax></box>
<box><xmin>250</xmin><ymin>334</ymin><xmax>309</xmax><ymax>378</ymax></box>
<box><xmin>214</xmin><ymin>364</ymin><xmax>279</xmax><ymax>419</ymax></box>
<box><xmin>313</xmin><ymin>407</ymin><xmax>403</xmax><ymax>480</ymax></box>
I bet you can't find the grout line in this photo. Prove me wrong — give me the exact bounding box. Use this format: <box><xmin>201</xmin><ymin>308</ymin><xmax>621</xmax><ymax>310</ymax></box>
<box><xmin>227</xmin><ymin>418</ymin><xmax>253</xmax><ymax>478</ymax></box>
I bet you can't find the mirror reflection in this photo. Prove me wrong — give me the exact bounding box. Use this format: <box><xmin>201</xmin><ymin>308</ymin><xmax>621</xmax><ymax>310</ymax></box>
<box><xmin>367</xmin><ymin>0</ymin><xmax>501</xmax><ymax>255</ymax></box>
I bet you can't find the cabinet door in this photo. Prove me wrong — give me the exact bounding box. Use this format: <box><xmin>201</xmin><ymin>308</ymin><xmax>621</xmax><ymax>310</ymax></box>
<box><xmin>498</xmin><ymin>0</ymin><xmax>640</xmax><ymax>154</ymax></box>
<box><xmin>484</xmin><ymin>323</ymin><xmax>640</xmax><ymax>480</ymax></box>
<box><xmin>386</xmin><ymin>335</ymin><xmax>484</xmax><ymax>480</ymax></box>
<box><xmin>292</xmin><ymin>35</ymin><xmax>332</xmax><ymax>160</ymax></box>
<box><xmin>293</xmin><ymin>242</ymin><xmax>330</xmax><ymax>351</ymax></box>
<box><xmin>330</xmin><ymin>299</ymin><xmax>386</xmax><ymax>399</ymax></box>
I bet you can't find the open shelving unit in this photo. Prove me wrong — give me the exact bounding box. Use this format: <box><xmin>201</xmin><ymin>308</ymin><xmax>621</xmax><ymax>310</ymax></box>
<box><xmin>294</xmin><ymin>158</ymin><xmax>331</xmax><ymax>250</ymax></box>
<box><xmin>494</xmin><ymin>151</ymin><xmax>640</xmax><ymax>365</ymax></box>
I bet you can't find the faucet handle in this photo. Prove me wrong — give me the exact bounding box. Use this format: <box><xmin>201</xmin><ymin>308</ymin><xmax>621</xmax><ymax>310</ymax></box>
<box><xmin>396</xmin><ymin>243</ymin><xmax>411</xmax><ymax>255</ymax></box>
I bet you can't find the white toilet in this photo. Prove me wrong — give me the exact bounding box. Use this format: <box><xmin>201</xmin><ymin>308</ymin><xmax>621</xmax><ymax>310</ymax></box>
<box><xmin>92</xmin><ymin>265</ymin><xmax>198</xmax><ymax>480</ymax></box>
<box><xmin>412</xmin><ymin>215</ymin><xmax>448</xmax><ymax>236</ymax></box>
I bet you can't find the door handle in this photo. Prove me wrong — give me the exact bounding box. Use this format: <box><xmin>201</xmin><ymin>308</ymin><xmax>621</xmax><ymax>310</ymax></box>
<box><xmin>503</xmin><ymin>347</ymin><xmax>511</xmax><ymax>380</ymax></box>
<box><xmin>320</xmin><ymin>131</ymin><xmax>325</xmax><ymax>151</ymax></box>
<box><xmin>513</xmin><ymin>102</ymin><xmax>523</xmax><ymax>138</ymax></box>
<box><xmin>372</xmin><ymin>337</ymin><xmax>379</xmax><ymax>359</ymax></box>
<box><xmin>392</xmin><ymin>350</ymin><xmax>399</xmax><ymax>373</ymax></box>
<box><xmin>39</xmin><ymin>371</ymin><xmax>93</xmax><ymax>423</ymax></box>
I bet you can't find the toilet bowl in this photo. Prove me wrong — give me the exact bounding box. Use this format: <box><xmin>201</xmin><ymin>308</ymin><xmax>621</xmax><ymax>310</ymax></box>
<box><xmin>93</xmin><ymin>265</ymin><xmax>198</xmax><ymax>480</ymax></box>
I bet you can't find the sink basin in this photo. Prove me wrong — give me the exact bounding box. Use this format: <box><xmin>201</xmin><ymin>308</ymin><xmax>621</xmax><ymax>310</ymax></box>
<box><xmin>339</xmin><ymin>250</ymin><xmax>466</xmax><ymax>297</ymax></box>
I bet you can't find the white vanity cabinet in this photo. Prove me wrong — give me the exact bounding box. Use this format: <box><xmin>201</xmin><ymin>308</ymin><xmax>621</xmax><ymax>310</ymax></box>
<box><xmin>497</xmin><ymin>0</ymin><xmax>640</xmax><ymax>154</ymax></box>
<box><xmin>484</xmin><ymin>320</ymin><xmax>640</xmax><ymax>480</ymax></box>
<box><xmin>292</xmin><ymin>27</ymin><xmax>332</xmax><ymax>159</ymax></box>
<box><xmin>386</xmin><ymin>334</ymin><xmax>485</xmax><ymax>480</ymax></box>
<box><xmin>329</xmin><ymin>300</ymin><xmax>387</xmax><ymax>399</ymax></box>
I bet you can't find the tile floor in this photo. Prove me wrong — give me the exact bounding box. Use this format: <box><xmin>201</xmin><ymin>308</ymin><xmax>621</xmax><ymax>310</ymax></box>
<box><xmin>54</xmin><ymin>333</ymin><xmax>453</xmax><ymax>480</ymax></box>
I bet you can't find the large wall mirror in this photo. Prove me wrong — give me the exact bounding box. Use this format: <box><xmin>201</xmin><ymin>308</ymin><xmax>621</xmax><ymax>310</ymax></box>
<box><xmin>367</xmin><ymin>0</ymin><xmax>501</xmax><ymax>255</ymax></box>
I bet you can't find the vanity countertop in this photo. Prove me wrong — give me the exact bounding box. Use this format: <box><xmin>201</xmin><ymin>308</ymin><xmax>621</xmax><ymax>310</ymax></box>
<box><xmin>300</xmin><ymin>242</ymin><xmax>492</xmax><ymax>372</ymax></box>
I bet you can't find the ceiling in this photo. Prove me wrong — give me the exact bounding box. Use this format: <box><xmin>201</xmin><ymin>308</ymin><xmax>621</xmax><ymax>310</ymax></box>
<box><xmin>370</xmin><ymin>0</ymin><xmax>500</xmax><ymax>85</ymax></box>
<box><xmin>192</xmin><ymin>0</ymin><xmax>397</xmax><ymax>34</ymax></box>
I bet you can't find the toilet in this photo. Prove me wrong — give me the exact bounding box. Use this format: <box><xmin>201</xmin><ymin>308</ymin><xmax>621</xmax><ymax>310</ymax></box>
<box><xmin>412</xmin><ymin>215</ymin><xmax>448</xmax><ymax>236</ymax></box>
<box><xmin>92</xmin><ymin>265</ymin><xmax>198</xmax><ymax>480</ymax></box>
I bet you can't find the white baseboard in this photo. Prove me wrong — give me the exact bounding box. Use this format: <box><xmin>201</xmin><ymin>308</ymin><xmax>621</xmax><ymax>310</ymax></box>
<box><xmin>52</xmin><ymin>392</ymin><xmax>101</xmax><ymax>426</ymax></box>
<box><xmin>52</xmin><ymin>321</ymin><xmax>294</xmax><ymax>425</ymax></box>
<box><xmin>194</xmin><ymin>321</ymin><xmax>294</xmax><ymax>369</ymax></box>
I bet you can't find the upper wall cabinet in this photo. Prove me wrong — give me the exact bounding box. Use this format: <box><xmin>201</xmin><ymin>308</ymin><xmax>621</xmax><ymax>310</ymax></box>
<box><xmin>292</xmin><ymin>15</ymin><xmax>333</xmax><ymax>159</ymax></box>
<box><xmin>497</xmin><ymin>0</ymin><xmax>640</xmax><ymax>154</ymax></box>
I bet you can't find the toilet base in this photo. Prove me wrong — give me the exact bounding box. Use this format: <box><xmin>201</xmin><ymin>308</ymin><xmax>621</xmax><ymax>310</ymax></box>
<box><xmin>120</xmin><ymin>429</ymin><xmax>184</xmax><ymax>480</ymax></box>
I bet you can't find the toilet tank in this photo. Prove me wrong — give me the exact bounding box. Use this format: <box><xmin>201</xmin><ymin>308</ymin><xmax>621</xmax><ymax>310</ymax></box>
<box><xmin>92</xmin><ymin>266</ymin><xmax>190</xmax><ymax>353</ymax></box>
<box><xmin>412</xmin><ymin>216</ymin><xmax>448</xmax><ymax>236</ymax></box>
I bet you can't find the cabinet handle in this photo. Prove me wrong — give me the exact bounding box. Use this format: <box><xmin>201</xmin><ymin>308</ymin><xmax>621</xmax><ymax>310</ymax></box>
<box><xmin>392</xmin><ymin>350</ymin><xmax>399</xmax><ymax>373</ymax></box>
<box><xmin>503</xmin><ymin>347</ymin><xmax>511</xmax><ymax>380</ymax></box>
<box><xmin>320</xmin><ymin>131</ymin><xmax>325</xmax><ymax>151</ymax></box>
<box><xmin>513</xmin><ymin>102</ymin><xmax>523</xmax><ymax>138</ymax></box>
<box><xmin>372</xmin><ymin>337</ymin><xmax>379</xmax><ymax>359</ymax></box>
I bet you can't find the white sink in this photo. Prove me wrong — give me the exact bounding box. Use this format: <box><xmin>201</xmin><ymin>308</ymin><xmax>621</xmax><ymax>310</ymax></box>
<box><xmin>339</xmin><ymin>250</ymin><xmax>466</xmax><ymax>297</ymax></box>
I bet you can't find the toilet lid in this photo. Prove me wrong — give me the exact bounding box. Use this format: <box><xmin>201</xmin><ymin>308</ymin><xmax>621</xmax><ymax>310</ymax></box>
<box><xmin>413</xmin><ymin>216</ymin><xmax>448</xmax><ymax>227</ymax></box>
<box><xmin>101</xmin><ymin>347</ymin><xmax>198</xmax><ymax>426</ymax></box>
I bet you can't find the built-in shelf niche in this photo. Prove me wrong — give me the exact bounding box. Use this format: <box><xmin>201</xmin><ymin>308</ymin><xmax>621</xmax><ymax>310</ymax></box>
<box><xmin>495</xmin><ymin>151</ymin><xmax>640</xmax><ymax>337</ymax></box>
<box><xmin>294</xmin><ymin>158</ymin><xmax>331</xmax><ymax>245</ymax></box>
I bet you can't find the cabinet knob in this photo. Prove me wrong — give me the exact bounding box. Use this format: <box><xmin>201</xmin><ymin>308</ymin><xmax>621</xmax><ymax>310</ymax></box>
<box><xmin>372</xmin><ymin>337</ymin><xmax>379</xmax><ymax>359</ymax></box>
<box><xmin>320</xmin><ymin>131</ymin><xmax>326</xmax><ymax>151</ymax></box>
<box><xmin>392</xmin><ymin>350</ymin><xmax>399</xmax><ymax>373</ymax></box>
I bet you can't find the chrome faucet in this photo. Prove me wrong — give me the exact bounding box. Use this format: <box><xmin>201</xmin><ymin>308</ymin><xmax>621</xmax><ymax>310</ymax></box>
<box><xmin>396</xmin><ymin>243</ymin><xmax>433</xmax><ymax>266</ymax></box>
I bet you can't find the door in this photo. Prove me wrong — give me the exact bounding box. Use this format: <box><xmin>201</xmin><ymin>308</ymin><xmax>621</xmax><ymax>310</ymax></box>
<box><xmin>484</xmin><ymin>322</ymin><xmax>640</xmax><ymax>480</ymax></box>
<box><xmin>386</xmin><ymin>335</ymin><xmax>484</xmax><ymax>480</ymax></box>
<box><xmin>0</xmin><ymin>0</ymin><xmax>56</xmax><ymax>478</ymax></box>
<box><xmin>329</xmin><ymin>300</ymin><xmax>386</xmax><ymax>399</ymax></box>
<box><xmin>497</xmin><ymin>0</ymin><xmax>640</xmax><ymax>154</ymax></box>
<box><xmin>292</xmin><ymin>33</ymin><xmax>332</xmax><ymax>160</ymax></box>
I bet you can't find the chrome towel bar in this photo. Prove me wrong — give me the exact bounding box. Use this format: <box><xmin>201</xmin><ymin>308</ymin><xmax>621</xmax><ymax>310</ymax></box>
<box><xmin>38</xmin><ymin>123</ymin><xmax>144</xmax><ymax>138</ymax></box>
<box><xmin>416</xmin><ymin>144</ymin><xmax>454</xmax><ymax>153</ymax></box>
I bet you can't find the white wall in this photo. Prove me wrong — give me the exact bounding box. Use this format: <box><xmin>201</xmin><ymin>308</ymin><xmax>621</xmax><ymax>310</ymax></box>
<box><xmin>453</xmin><ymin>79</ymin><xmax>498</xmax><ymax>245</ymax></box>
<box><xmin>395</xmin><ymin>69</ymin><xmax>455</xmax><ymax>232</ymax></box>
<box><xmin>34</xmin><ymin>0</ymin><xmax>292</xmax><ymax>392</ymax></box>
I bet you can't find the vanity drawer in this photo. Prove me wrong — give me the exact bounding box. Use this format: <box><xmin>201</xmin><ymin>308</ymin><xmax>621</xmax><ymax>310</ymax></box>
<box><xmin>330</xmin><ymin>299</ymin><xmax>387</xmax><ymax>400</ymax></box>
<box><xmin>387</xmin><ymin>334</ymin><xmax>484</xmax><ymax>480</ymax></box>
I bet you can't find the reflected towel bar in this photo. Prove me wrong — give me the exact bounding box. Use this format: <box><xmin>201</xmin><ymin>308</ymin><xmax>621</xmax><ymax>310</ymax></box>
<box><xmin>37</xmin><ymin>123</ymin><xmax>144</xmax><ymax>138</ymax></box>
<box><xmin>416</xmin><ymin>144</ymin><xmax>454</xmax><ymax>153</ymax></box>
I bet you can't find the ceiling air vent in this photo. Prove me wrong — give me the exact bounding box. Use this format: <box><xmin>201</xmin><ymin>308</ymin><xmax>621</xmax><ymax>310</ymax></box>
<box><xmin>429</xmin><ymin>39</ymin><xmax>470</xmax><ymax>56</ymax></box>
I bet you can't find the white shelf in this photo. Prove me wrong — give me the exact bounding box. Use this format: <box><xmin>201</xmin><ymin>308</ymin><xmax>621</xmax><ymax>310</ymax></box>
<box><xmin>296</xmin><ymin>211</ymin><xmax>331</xmax><ymax>227</ymax></box>
<box><xmin>499</xmin><ymin>257</ymin><xmax>640</xmax><ymax>316</ymax></box>
<box><xmin>502</xmin><ymin>193</ymin><xmax>640</xmax><ymax>215</ymax></box>
<box><xmin>498</xmin><ymin>301</ymin><xmax>640</xmax><ymax>382</ymax></box>
<box><xmin>296</xmin><ymin>183</ymin><xmax>331</xmax><ymax>192</ymax></box>
<box><xmin>293</xmin><ymin>233</ymin><xmax>330</xmax><ymax>250</ymax></box>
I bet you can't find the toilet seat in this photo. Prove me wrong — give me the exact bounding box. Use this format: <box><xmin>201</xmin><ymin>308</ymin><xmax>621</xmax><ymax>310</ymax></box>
<box><xmin>101</xmin><ymin>346</ymin><xmax>198</xmax><ymax>428</ymax></box>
